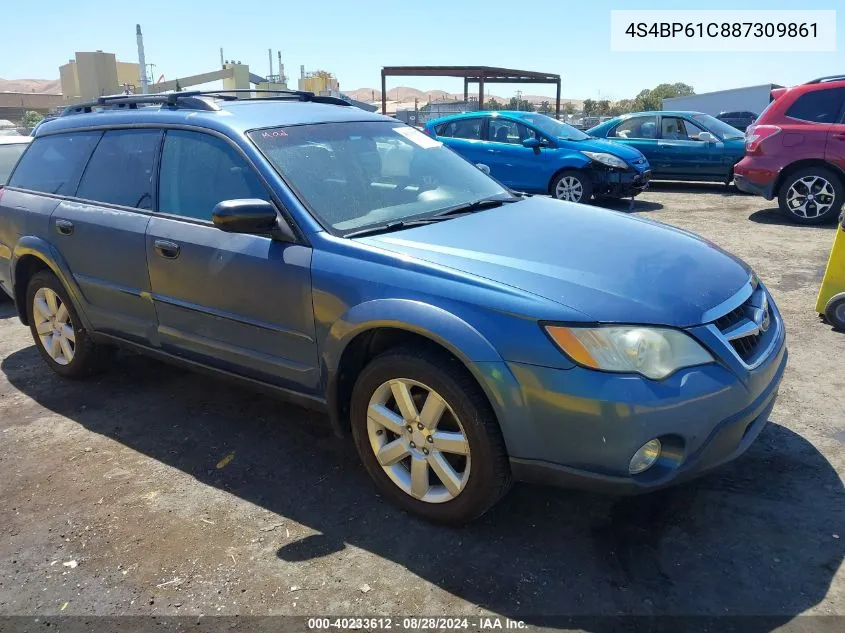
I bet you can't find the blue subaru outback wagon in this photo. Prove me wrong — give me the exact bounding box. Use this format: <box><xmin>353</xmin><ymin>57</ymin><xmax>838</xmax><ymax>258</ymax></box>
<box><xmin>0</xmin><ymin>91</ymin><xmax>787</xmax><ymax>524</ymax></box>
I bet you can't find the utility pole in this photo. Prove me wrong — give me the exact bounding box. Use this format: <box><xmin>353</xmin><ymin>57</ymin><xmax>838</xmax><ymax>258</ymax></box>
<box><xmin>515</xmin><ymin>89</ymin><xmax>522</xmax><ymax>111</ymax></box>
<box><xmin>136</xmin><ymin>24</ymin><xmax>148</xmax><ymax>94</ymax></box>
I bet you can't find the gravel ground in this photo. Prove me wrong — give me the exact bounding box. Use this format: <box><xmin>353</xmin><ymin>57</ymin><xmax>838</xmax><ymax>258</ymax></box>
<box><xmin>0</xmin><ymin>183</ymin><xmax>843</xmax><ymax>632</ymax></box>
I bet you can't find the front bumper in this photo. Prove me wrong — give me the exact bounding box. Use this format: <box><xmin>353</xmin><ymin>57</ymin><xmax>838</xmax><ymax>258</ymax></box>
<box><xmin>591</xmin><ymin>167</ymin><xmax>651</xmax><ymax>198</ymax></box>
<box><xmin>500</xmin><ymin>328</ymin><xmax>787</xmax><ymax>495</ymax></box>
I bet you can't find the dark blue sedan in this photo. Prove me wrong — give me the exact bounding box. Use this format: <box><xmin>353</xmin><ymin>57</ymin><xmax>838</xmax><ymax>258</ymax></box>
<box><xmin>588</xmin><ymin>111</ymin><xmax>746</xmax><ymax>183</ymax></box>
<box><xmin>424</xmin><ymin>111</ymin><xmax>650</xmax><ymax>203</ymax></box>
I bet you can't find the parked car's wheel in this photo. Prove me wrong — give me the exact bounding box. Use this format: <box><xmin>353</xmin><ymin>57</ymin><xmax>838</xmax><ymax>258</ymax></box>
<box><xmin>26</xmin><ymin>270</ymin><xmax>110</xmax><ymax>378</ymax></box>
<box><xmin>551</xmin><ymin>170</ymin><xmax>593</xmax><ymax>203</ymax></box>
<box><xmin>350</xmin><ymin>346</ymin><xmax>511</xmax><ymax>524</ymax></box>
<box><xmin>824</xmin><ymin>293</ymin><xmax>845</xmax><ymax>331</ymax></box>
<box><xmin>778</xmin><ymin>166</ymin><xmax>844</xmax><ymax>225</ymax></box>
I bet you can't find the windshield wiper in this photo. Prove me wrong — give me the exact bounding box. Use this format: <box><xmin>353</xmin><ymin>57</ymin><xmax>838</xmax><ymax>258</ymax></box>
<box><xmin>435</xmin><ymin>195</ymin><xmax>519</xmax><ymax>218</ymax></box>
<box><xmin>344</xmin><ymin>196</ymin><xmax>519</xmax><ymax>239</ymax></box>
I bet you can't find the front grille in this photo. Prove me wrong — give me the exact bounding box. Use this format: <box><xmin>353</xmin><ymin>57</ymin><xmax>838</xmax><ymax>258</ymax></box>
<box><xmin>711</xmin><ymin>285</ymin><xmax>771</xmax><ymax>363</ymax></box>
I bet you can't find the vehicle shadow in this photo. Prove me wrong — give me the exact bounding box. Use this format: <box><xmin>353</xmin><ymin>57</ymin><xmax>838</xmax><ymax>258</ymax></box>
<box><xmin>749</xmin><ymin>208</ymin><xmax>841</xmax><ymax>228</ymax></box>
<box><xmin>2</xmin><ymin>348</ymin><xmax>843</xmax><ymax>630</ymax></box>
<box><xmin>593</xmin><ymin>197</ymin><xmax>663</xmax><ymax>213</ymax></box>
<box><xmin>0</xmin><ymin>299</ymin><xmax>17</xmax><ymax>320</ymax></box>
<box><xmin>648</xmin><ymin>181</ymin><xmax>740</xmax><ymax>195</ymax></box>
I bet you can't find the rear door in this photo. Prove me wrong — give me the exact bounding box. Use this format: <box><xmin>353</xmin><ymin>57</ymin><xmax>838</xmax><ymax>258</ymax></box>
<box><xmin>606</xmin><ymin>115</ymin><xmax>661</xmax><ymax>173</ymax></box>
<box><xmin>821</xmin><ymin>88</ymin><xmax>845</xmax><ymax>174</ymax></box>
<box><xmin>145</xmin><ymin>129</ymin><xmax>319</xmax><ymax>392</ymax></box>
<box><xmin>23</xmin><ymin>129</ymin><xmax>159</xmax><ymax>343</ymax></box>
<box><xmin>433</xmin><ymin>117</ymin><xmax>488</xmax><ymax>168</ymax></box>
<box><xmin>483</xmin><ymin>117</ymin><xmax>548</xmax><ymax>191</ymax></box>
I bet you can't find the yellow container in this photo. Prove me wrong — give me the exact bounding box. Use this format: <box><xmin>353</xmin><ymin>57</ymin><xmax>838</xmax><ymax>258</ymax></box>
<box><xmin>815</xmin><ymin>215</ymin><xmax>845</xmax><ymax>329</ymax></box>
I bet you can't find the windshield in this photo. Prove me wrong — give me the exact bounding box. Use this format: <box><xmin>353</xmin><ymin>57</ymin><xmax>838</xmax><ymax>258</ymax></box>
<box><xmin>692</xmin><ymin>114</ymin><xmax>744</xmax><ymax>139</ymax></box>
<box><xmin>0</xmin><ymin>143</ymin><xmax>29</xmax><ymax>183</ymax></box>
<box><xmin>514</xmin><ymin>113</ymin><xmax>590</xmax><ymax>141</ymax></box>
<box><xmin>249</xmin><ymin>122</ymin><xmax>510</xmax><ymax>235</ymax></box>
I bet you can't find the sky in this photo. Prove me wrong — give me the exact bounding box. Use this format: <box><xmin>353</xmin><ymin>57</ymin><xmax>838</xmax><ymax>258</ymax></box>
<box><xmin>0</xmin><ymin>0</ymin><xmax>842</xmax><ymax>100</ymax></box>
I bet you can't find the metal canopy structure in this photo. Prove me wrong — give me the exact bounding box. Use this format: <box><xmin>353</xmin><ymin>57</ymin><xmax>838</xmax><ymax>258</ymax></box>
<box><xmin>380</xmin><ymin>65</ymin><xmax>562</xmax><ymax>118</ymax></box>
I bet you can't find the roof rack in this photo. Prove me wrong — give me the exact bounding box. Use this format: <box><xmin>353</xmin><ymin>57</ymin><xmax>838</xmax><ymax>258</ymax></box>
<box><xmin>805</xmin><ymin>74</ymin><xmax>845</xmax><ymax>84</ymax></box>
<box><xmin>62</xmin><ymin>89</ymin><xmax>351</xmax><ymax>116</ymax></box>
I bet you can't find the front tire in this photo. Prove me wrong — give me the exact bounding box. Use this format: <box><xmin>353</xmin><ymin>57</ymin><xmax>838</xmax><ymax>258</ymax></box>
<box><xmin>350</xmin><ymin>346</ymin><xmax>511</xmax><ymax>524</ymax></box>
<box><xmin>551</xmin><ymin>170</ymin><xmax>593</xmax><ymax>203</ymax></box>
<box><xmin>778</xmin><ymin>166</ymin><xmax>843</xmax><ymax>225</ymax></box>
<box><xmin>26</xmin><ymin>270</ymin><xmax>110</xmax><ymax>378</ymax></box>
<box><xmin>825</xmin><ymin>293</ymin><xmax>845</xmax><ymax>331</ymax></box>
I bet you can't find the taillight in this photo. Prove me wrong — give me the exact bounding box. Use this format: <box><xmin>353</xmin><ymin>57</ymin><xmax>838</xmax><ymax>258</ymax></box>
<box><xmin>745</xmin><ymin>125</ymin><xmax>781</xmax><ymax>154</ymax></box>
<box><xmin>422</xmin><ymin>127</ymin><xmax>433</xmax><ymax>137</ymax></box>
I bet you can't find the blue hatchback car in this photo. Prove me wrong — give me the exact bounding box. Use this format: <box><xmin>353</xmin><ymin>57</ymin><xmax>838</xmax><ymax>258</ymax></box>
<box><xmin>0</xmin><ymin>92</ymin><xmax>786</xmax><ymax>524</ymax></box>
<box><xmin>424</xmin><ymin>111</ymin><xmax>650</xmax><ymax>203</ymax></box>
<box><xmin>588</xmin><ymin>111</ymin><xmax>746</xmax><ymax>183</ymax></box>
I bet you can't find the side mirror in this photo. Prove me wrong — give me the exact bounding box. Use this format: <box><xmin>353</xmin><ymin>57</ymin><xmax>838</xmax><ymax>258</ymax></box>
<box><xmin>475</xmin><ymin>163</ymin><xmax>491</xmax><ymax>175</ymax></box>
<box><xmin>522</xmin><ymin>138</ymin><xmax>542</xmax><ymax>149</ymax></box>
<box><xmin>212</xmin><ymin>199</ymin><xmax>295</xmax><ymax>241</ymax></box>
<box><xmin>698</xmin><ymin>131</ymin><xmax>716</xmax><ymax>143</ymax></box>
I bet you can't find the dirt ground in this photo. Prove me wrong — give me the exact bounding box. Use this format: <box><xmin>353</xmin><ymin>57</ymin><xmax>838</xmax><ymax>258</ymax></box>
<box><xmin>0</xmin><ymin>183</ymin><xmax>843</xmax><ymax>632</ymax></box>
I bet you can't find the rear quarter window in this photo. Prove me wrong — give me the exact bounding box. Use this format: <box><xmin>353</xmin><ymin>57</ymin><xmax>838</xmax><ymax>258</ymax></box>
<box><xmin>8</xmin><ymin>132</ymin><xmax>101</xmax><ymax>195</ymax></box>
<box><xmin>785</xmin><ymin>87</ymin><xmax>845</xmax><ymax>124</ymax></box>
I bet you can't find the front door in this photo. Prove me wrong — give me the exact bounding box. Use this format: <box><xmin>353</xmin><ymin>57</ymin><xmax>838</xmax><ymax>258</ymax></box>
<box><xmin>145</xmin><ymin>129</ymin><xmax>319</xmax><ymax>393</ymax></box>
<box><xmin>483</xmin><ymin>117</ymin><xmax>547</xmax><ymax>191</ymax></box>
<box><xmin>657</xmin><ymin>116</ymin><xmax>724</xmax><ymax>179</ymax></box>
<box><xmin>606</xmin><ymin>115</ymin><xmax>661</xmax><ymax>174</ymax></box>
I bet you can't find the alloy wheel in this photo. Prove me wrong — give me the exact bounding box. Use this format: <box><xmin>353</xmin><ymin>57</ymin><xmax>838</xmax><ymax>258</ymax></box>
<box><xmin>366</xmin><ymin>378</ymin><xmax>471</xmax><ymax>503</ymax></box>
<box><xmin>786</xmin><ymin>175</ymin><xmax>836</xmax><ymax>220</ymax></box>
<box><xmin>32</xmin><ymin>287</ymin><xmax>76</xmax><ymax>365</ymax></box>
<box><xmin>555</xmin><ymin>176</ymin><xmax>584</xmax><ymax>202</ymax></box>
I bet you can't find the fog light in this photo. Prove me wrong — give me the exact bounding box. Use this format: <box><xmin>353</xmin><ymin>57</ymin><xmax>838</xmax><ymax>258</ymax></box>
<box><xmin>629</xmin><ymin>439</ymin><xmax>662</xmax><ymax>474</ymax></box>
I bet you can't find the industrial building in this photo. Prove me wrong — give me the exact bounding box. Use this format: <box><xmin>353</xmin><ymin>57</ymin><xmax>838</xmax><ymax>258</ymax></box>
<box><xmin>662</xmin><ymin>84</ymin><xmax>783</xmax><ymax>117</ymax></box>
<box><xmin>59</xmin><ymin>51</ymin><xmax>142</xmax><ymax>102</ymax></box>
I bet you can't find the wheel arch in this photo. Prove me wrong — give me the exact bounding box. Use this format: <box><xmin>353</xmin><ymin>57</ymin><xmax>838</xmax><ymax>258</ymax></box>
<box><xmin>775</xmin><ymin>159</ymin><xmax>845</xmax><ymax>196</ymax></box>
<box><xmin>547</xmin><ymin>162</ymin><xmax>592</xmax><ymax>195</ymax></box>
<box><xmin>12</xmin><ymin>237</ymin><xmax>89</xmax><ymax>328</ymax></box>
<box><xmin>322</xmin><ymin>299</ymin><xmax>514</xmax><ymax>439</ymax></box>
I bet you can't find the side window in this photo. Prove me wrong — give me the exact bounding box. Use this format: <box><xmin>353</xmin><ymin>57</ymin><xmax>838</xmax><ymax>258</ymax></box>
<box><xmin>76</xmin><ymin>129</ymin><xmax>161</xmax><ymax>209</ymax></box>
<box><xmin>439</xmin><ymin>119</ymin><xmax>483</xmax><ymax>140</ymax></box>
<box><xmin>488</xmin><ymin>119</ymin><xmax>525</xmax><ymax>144</ymax></box>
<box><xmin>661</xmin><ymin>116</ymin><xmax>708</xmax><ymax>141</ymax></box>
<box><xmin>159</xmin><ymin>130</ymin><xmax>268</xmax><ymax>221</ymax></box>
<box><xmin>611</xmin><ymin>116</ymin><xmax>658</xmax><ymax>139</ymax></box>
<box><xmin>8</xmin><ymin>132</ymin><xmax>101</xmax><ymax>195</ymax></box>
<box><xmin>785</xmin><ymin>88</ymin><xmax>845</xmax><ymax>124</ymax></box>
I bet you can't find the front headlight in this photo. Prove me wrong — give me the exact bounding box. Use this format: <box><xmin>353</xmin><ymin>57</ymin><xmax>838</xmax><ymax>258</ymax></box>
<box><xmin>545</xmin><ymin>325</ymin><xmax>713</xmax><ymax>380</ymax></box>
<box><xmin>581</xmin><ymin>151</ymin><xmax>628</xmax><ymax>169</ymax></box>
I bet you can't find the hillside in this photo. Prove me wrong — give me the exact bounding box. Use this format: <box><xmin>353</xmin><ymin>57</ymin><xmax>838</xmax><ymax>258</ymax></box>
<box><xmin>346</xmin><ymin>86</ymin><xmax>582</xmax><ymax>108</ymax></box>
<box><xmin>0</xmin><ymin>78</ymin><xmax>61</xmax><ymax>94</ymax></box>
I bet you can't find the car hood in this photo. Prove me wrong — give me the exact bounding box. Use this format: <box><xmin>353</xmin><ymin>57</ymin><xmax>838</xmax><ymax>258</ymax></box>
<box><xmin>358</xmin><ymin>197</ymin><xmax>750</xmax><ymax>327</ymax></box>
<box><xmin>558</xmin><ymin>136</ymin><xmax>646</xmax><ymax>162</ymax></box>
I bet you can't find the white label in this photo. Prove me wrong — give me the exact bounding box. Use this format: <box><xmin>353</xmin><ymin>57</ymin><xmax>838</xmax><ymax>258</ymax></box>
<box><xmin>610</xmin><ymin>10</ymin><xmax>836</xmax><ymax>52</ymax></box>
<box><xmin>393</xmin><ymin>126</ymin><xmax>442</xmax><ymax>149</ymax></box>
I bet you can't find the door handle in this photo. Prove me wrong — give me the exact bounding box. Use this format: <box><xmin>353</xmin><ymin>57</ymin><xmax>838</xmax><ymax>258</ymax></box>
<box><xmin>55</xmin><ymin>219</ymin><xmax>74</xmax><ymax>236</ymax></box>
<box><xmin>154</xmin><ymin>239</ymin><xmax>181</xmax><ymax>259</ymax></box>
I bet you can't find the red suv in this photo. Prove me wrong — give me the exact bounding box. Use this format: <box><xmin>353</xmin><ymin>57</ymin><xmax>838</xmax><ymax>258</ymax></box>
<box><xmin>734</xmin><ymin>75</ymin><xmax>845</xmax><ymax>225</ymax></box>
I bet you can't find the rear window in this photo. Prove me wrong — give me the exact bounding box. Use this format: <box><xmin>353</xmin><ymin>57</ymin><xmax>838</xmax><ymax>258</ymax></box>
<box><xmin>0</xmin><ymin>143</ymin><xmax>29</xmax><ymax>183</ymax></box>
<box><xmin>8</xmin><ymin>132</ymin><xmax>101</xmax><ymax>195</ymax></box>
<box><xmin>76</xmin><ymin>129</ymin><xmax>162</xmax><ymax>209</ymax></box>
<box><xmin>785</xmin><ymin>87</ymin><xmax>845</xmax><ymax>123</ymax></box>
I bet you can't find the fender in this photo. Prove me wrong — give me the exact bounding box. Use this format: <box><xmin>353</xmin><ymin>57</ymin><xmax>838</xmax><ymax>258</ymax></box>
<box><xmin>322</xmin><ymin>298</ymin><xmax>520</xmax><ymax>436</ymax></box>
<box><xmin>12</xmin><ymin>236</ymin><xmax>93</xmax><ymax>330</ymax></box>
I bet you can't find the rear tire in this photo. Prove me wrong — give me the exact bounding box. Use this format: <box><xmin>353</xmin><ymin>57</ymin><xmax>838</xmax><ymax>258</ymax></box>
<box><xmin>350</xmin><ymin>346</ymin><xmax>511</xmax><ymax>524</ymax></box>
<box><xmin>777</xmin><ymin>166</ymin><xmax>843</xmax><ymax>225</ymax></box>
<box><xmin>825</xmin><ymin>293</ymin><xmax>845</xmax><ymax>331</ymax></box>
<box><xmin>551</xmin><ymin>170</ymin><xmax>593</xmax><ymax>204</ymax></box>
<box><xmin>26</xmin><ymin>270</ymin><xmax>111</xmax><ymax>379</ymax></box>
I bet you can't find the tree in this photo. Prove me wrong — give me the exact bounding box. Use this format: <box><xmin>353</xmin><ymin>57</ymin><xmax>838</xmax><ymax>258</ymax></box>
<box><xmin>633</xmin><ymin>83</ymin><xmax>694</xmax><ymax>111</ymax></box>
<box><xmin>22</xmin><ymin>111</ymin><xmax>44</xmax><ymax>129</ymax></box>
<box><xmin>538</xmin><ymin>100</ymin><xmax>552</xmax><ymax>114</ymax></box>
<box><xmin>485</xmin><ymin>98</ymin><xmax>503</xmax><ymax>111</ymax></box>
<box><xmin>507</xmin><ymin>96</ymin><xmax>534</xmax><ymax>112</ymax></box>
<box><xmin>562</xmin><ymin>102</ymin><xmax>575</xmax><ymax>116</ymax></box>
<box><xmin>596</xmin><ymin>100</ymin><xmax>611</xmax><ymax>116</ymax></box>
<box><xmin>582</xmin><ymin>99</ymin><xmax>596</xmax><ymax>117</ymax></box>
